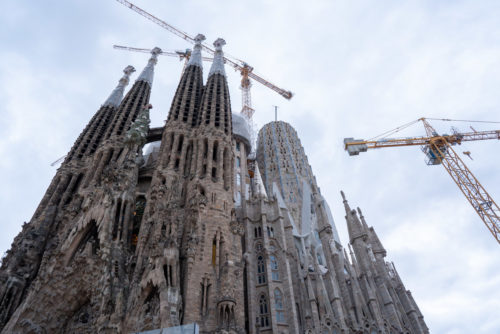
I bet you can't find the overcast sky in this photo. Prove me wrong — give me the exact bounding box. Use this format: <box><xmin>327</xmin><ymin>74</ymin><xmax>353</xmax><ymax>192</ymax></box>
<box><xmin>1</xmin><ymin>1</ymin><xmax>500</xmax><ymax>333</ymax></box>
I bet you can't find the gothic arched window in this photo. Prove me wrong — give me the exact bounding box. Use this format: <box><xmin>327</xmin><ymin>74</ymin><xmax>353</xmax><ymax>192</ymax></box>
<box><xmin>257</xmin><ymin>256</ymin><xmax>266</xmax><ymax>284</ymax></box>
<box><xmin>259</xmin><ymin>294</ymin><xmax>270</xmax><ymax>327</ymax></box>
<box><xmin>254</xmin><ymin>226</ymin><xmax>262</xmax><ymax>238</ymax></box>
<box><xmin>266</xmin><ymin>226</ymin><xmax>274</xmax><ymax>238</ymax></box>
<box><xmin>270</xmin><ymin>255</ymin><xmax>279</xmax><ymax>281</ymax></box>
<box><xmin>274</xmin><ymin>289</ymin><xmax>285</xmax><ymax>323</ymax></box>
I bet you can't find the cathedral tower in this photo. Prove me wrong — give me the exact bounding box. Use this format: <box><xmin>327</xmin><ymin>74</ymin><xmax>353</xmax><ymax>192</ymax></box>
<box><xmin>122</xmin><ymin>37</ymin><xmax>245</xmax><ymax>333</ymax></box>
<box><xmin>0</xmin><ymin>49</ymin><xmax>160</xmax><ymax>333</ymax></box>
<box><xmin>182</xmin><ymin>37</ymin><xmax>244</xmax><ymax>332</ymax></box>
<box><xmin>0</xmin><ymin>63</ymin><xmax>136</xmax><ymax>330</ymax></box>
<box><xmin>1</xmin><ymin>34</ymin><xmax>428</xmax><ymax>334</ymax></box>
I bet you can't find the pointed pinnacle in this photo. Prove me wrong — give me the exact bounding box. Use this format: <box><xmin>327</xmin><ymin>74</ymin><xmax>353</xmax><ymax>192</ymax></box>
<box><xmin>137</xmin><ymin>47</ymin><xmax>162</xmax><ymax>85</ymax></box>
<box><xmin>340</xmin><ymin>190</ymin><xmax>346</xmax><ymax>201</ymax></box>
<box><xmin>357</xmin><ymin>207</ymin><xmax>363</xmax><ymax>218</ymax></box>
<box><xmin>208</xmin><ymin>38</ymin><xmax>226</xmax><ymax>77</ymax></box>
<box><xmin>357</xmin><ymin>207</ymin><xmax>369</xmax><ymax>231</ymax></box>
<box><xmin>103</xmin><ymin>65</ymin><xmax>136</xmax><ymax>107</ymax></box>
<box><xmin>187</xmin><ymin>33</ymin><xmax>205</xmax><ymax>68</ymax></box>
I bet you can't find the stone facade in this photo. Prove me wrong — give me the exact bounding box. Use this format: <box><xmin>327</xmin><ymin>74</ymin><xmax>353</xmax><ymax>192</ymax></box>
<box><xmin>238</xmin><ymin>122</ymin><xmax>429</xmax><ymax>333</ymax></box>
<box><xmin>0</xmin><ymin>36</ymin><xmax>428</xmax><ymax>334</ymax></box>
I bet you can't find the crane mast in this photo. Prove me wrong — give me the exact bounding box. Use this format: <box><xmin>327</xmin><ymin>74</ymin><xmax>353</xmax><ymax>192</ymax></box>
<box><xmin>344</xmin><ymin>118</ymin><xmax>500</xmax><ymax>244</ymax></box>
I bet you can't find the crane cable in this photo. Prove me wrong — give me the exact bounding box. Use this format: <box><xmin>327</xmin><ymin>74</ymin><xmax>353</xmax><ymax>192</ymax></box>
<box><xmin>368</xmin><ymin>119</ymin><xmax>420</xmax><ymax>141</ymax></box>
<box><xmin>425</xmin><ymin>117</ymin><xmax>500</xmax><ymax>124</ymax></box>
<box><xmin>368</xmin><ymin>117</ymin><xmax>500</xmax><ymax>141</ymax></box>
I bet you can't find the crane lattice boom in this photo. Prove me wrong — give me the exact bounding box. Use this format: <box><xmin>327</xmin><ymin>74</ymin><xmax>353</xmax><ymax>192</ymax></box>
<box><xmin>433</xmin><ymin>141</ymin><xmax>500</xmax><ymax>243</ymax></box>
<box><xmin>344</xmin><ymin>118</ymin><xmax>500</xmax><ymax>244</ymax></box>
<box><xmin>344</xmin><ymin>129</ymin><xmax>500</xmax><ymax>152</ymax></box>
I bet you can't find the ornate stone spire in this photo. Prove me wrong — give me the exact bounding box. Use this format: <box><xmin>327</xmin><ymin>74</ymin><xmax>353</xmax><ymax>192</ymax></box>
<box><xmin>137</xmin><ymin>47</ymin><xmax>162</xmax><ymax>85</ymax></box>
<box><xmin>165</xmin><ymin>36</ymin><xmax>204</xmax><ymax>126</ymax></box>
<box><xmin>103</xmin><ymin>65</ymin><xmax>135</xmax><ymax>107</ymax></box>
<box><xmin>253</xmin><ymin>164</ymin><xmax>268</xmax><ymax>199</ymax></box>
<box><xmin>357</xmin><ymin>207</ymin><xmax>370</xmax><ymax>231</ymax></box>
<box><xmin>186</xmin><ymin>34</ymin><xmax>205</xmax><ymax>68</ymax></box>
<box><xmin>198</xmin><ymin>38</ymin><xmax>231</xmax><ymax>134</ymax></box>
<box><xmin>341</xmin><ymin>191</ymin><xmax>367</xmax><ymax>243</ymax></box>
<box><xmin>357</xmin><ymin>207</ymin><xmax>386</xmax><ymax>256</ymax></box>
<box><xmin>125</xmin><ymin>104</ymin><xmax>152</xmax><ymax>147</ymax></box>
<box><xmin>368</xmin><ymin>227</ymin><xmax>386</xmax><ymax>257</ymax></box>
<box><xmin>208</xmin><ymin>38</ymin><xmax>226</xmax><ymax>77</ymax></box>
<box><xmin>341</xmin><ymin>190</ymin><xmax>350</xmax><ymax>212</ymax></box>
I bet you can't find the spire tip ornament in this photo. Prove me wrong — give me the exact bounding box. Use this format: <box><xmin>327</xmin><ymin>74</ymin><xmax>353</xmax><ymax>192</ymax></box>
<box><xmin>123</xmin><ymin>65</ymin><xmax>136</xmax><ymax>76</ymax></box>
<box><xmin>208</xmin><ymin>38</ymin><xmax>226</xmax><ymax>77</ymax></box>
<box><xmin>214</xmin><ymin>38</ymin><xmax>226</xmax><ymax>50</ymax></box>
<box><xmin>137</xmin><ymin>47</ymin><xmax>162</xmax><ymax>85</ymax></box>
<box><xmin>186</xmin><ymin>33</ymin><xmax>205</xmax><ymax>68</ymax></box>
<box><xmin>103</xmin><ymin>65</ymin><xmax>136</xmax><ymax>107</ymax></box>
<box><xmin>194</xmin><ymin>33</ymin><xmax>206</xmax><ymax>44</ymax></box>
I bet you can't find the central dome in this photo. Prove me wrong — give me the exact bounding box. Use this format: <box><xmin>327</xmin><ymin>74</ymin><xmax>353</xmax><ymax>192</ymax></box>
<box><xmin>232</xmin><ymin>113</ymin><xmax>252</xmax><ymax>152</ymax></box>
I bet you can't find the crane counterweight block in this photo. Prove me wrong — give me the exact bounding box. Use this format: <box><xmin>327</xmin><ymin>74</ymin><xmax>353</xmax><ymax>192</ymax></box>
<box><xmin>344</xmin><ymin>138</ymin><xmax>368</xmax><ymax>156</ymax></box>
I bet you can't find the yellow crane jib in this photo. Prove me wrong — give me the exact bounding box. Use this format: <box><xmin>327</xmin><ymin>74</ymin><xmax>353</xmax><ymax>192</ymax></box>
<box><xmin>344</xmin><ymin>118</ymin><xmax>500</xmax><ymax>244</ymax></box>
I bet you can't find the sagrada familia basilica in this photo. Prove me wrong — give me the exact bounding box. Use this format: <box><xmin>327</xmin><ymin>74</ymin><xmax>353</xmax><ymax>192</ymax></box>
<box><xmin>0</xmin><ymin>35</ymin><xmax>428</xmax><ymax>333</ymax></box>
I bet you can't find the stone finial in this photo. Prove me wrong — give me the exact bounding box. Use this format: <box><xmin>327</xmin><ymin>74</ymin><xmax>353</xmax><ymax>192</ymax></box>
<box><xmin>151</xmin><ymin>47</ymin><xmax>162</xmax><ymax>56</ymax></box>
<box><xmin>214</xmin><ymin>38</ymin><xmax>226</xmax><ymax>50</ymax></box>
<box><xmin>208</xmin><ymin>38</ymin><xmax>226</xmax><ymax>77</ymax></box>
<box><xmin>357</xmin><ymin>207</ymin><xmax>363</xmax><ymax>217</ymax></box>
<box><xmin>137</xmin><ymin>47</ymin><xmax>162</xmax><ymax>85</ymax></box>
<box><xmin>187</xmin><ymin>33</ymin><xmax>205</xmax><ymax>68</ymax></box>
<box><xmin>341</xmin><ymin>190</ymin><xmax>352</xmax><ymax>214</ymax></box>
<box><xmin>194</xmin><ymin>33</ymin><xmax>206</xmax><ymax>44</ymax></box>
<box><xmin>103</xmin><ymin>65</ymin><xmax>136</xmax><ymax>107</ymax></box>
<box><xmin>340</xmin><ymin>190</ymin><xmax>346</xmax><ymax>201</ymax></box>
<box><xmin>123</xmin><ymin>65</ymin><xmax>136</xmax><ymax>76</ymax></box>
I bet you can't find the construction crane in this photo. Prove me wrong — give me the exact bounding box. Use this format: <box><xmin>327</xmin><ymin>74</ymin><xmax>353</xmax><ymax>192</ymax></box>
<box><xmin>344</xmin><ymin>117</ymin><xmax>500</xmax><ymax>244</ymax></box>
<box><xmin>113</xmin><ymin>45</ymin><xmax>214</xmax><ymax>77</ymax></box>
<box><xmin>114</xmin><ymin>0</ymin><xmax>293</xmax><ymax>122</ymax></box>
